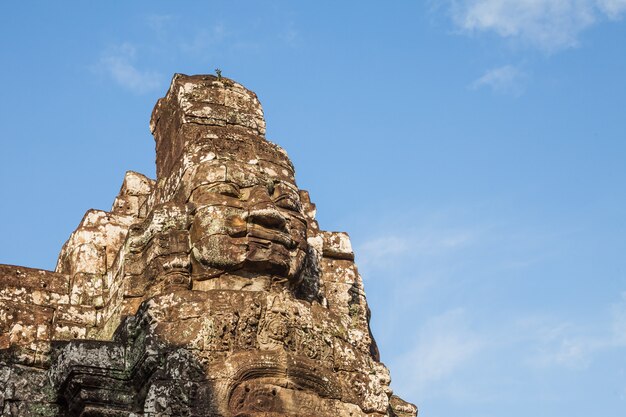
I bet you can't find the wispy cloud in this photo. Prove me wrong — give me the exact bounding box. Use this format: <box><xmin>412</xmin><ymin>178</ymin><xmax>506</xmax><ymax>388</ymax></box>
<box><xmin>357</xmin><ymin>230</ymin><xmax>475</xmax><ymax>269</ymax></box>
<box><xmin>469</xmin><ymin>65</ymin><xmax>528</xmax><ymax>96</ymax></box>
<box><xmin>281</xmin><ymin>21</ymin><xmax>300</xmax><ymax>46</ymax></box>
<box><xmin>358</xmin><ymin>208</ymin><xmax>626</xmax><ymax>405</ymax></box>
<box><xmin>97</xmin><ymin>43</ymin><xmax>162</xmax><ymax>94</ymax></box>
<box><xmin>145</xmin><ymin>14</ymin><xmax>176</xmax><ymax>32</ymax></box>
<box><xmin>353</xmin><ymin>209</ymin><xmax>552</xmax><ymax>291</ymax></box>
<box><xmin>181</xmin><ymin>24</ymin><xmax>228</xmax><ymax>55</ymax></box>
<box><xmin>611</xmin><ymin>291</ymin><xmax>626</xmax><ymax>344</ymax></box>
<box><xmin>390</xmin><ymin>293</ymin><xmax>626</xmax><ymax>402</ymax></box>
<box><xmin>441</xmin><ymin>0</ymin><xmax>626</xmax><ymax>51</ymax></box>
<box><xmin>393</xmin><ymin>308</ymin><xmax>485</xmax><ymax>393</ymax></box>
<box><xmin>597</xmin><ymin>0</ymin><xmax>626</xmax><ymax>18</ymax></box>
<box><xmin>524</xmin><ymin>292</ymin><xmax>626</xmax><ymax>368</ymax></box>
<box><xmin>523</xmin><ymin>319</ymin><xmax>596</xmax><ymax>368</ymax></box>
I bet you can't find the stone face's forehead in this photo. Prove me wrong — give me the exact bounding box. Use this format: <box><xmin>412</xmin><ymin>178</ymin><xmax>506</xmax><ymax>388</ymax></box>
<box><xmin>182</xmin><ymin>160</ymin><xmax>299</xmax><ymax>202</ymax></box>
<box><xmin>181</xmin><ymin>138</ymin><xmax>295</xmax><ymax>181</ymax></box>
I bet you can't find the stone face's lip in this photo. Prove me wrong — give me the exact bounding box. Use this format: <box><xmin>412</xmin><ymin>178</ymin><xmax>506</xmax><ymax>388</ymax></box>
<box><xmin>247</xmin><ymin>227</ymin><xmax>295</xmax><ymax>249</ymax></box>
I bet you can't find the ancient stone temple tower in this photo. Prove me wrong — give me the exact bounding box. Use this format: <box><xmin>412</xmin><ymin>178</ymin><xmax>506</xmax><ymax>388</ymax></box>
<box><xmin>0</xmin><ymin>74</ymin><xmax>417</xmax><ymax>417</ymax></box>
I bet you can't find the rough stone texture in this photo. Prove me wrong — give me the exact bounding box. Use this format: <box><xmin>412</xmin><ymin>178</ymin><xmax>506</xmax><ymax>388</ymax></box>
<box><xmin>0</xmin><ymin>74</ymin><xmax>417</xmax><ymax>417</ymax></box>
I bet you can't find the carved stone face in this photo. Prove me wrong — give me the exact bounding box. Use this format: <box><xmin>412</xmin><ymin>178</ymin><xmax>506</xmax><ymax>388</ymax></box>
<box><xmin>228</xmin><ymin>380</ymin><xmax>338</xmax><ymax>417</ymax></box>
<box><xmin>224</xmin><ymin>351</ymin><xmax>344</xmax><ymax>417</ymax></box>
<box><xmin>187</xmin><ymin>160</ymin><xmax>308</xmax><ymax>281</ymax></box>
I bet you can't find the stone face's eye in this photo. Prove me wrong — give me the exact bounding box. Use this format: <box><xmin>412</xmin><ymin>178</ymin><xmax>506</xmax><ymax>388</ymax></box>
<box><xmin>190</xmin><ymin>183</ymin><xmax>242</xmax><ymax>206</ymax></box>
<box><xmin>209</xmin><ymin>183</ymin><xmax>240</xmax><ymax>198</ymax></box>
<box><xmin>274</xmin><ymin>194</ymin><xmax>301</xmax><ymax>212</ymax></box>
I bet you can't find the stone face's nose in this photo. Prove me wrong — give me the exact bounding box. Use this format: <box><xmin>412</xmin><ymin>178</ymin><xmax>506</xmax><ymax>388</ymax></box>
<box><xmin>247</xmin><ymin>207</ymin><xmax>287</xmax><ymax>231</ymax></box>
<box><xmin>247</xmin><ymin>186</ymin><xmax>288</xmax><ymax>231</ymax></box>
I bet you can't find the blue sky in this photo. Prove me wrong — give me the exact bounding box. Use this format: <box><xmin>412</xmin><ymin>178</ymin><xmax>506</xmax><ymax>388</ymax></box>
<box><xmin>1</xmin><ymin>1</ymin><xmax>625</xmax><ymax>416</ymax></box>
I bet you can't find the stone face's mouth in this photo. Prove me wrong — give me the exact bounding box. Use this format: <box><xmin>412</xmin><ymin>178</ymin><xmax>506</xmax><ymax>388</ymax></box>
<box><xmin>247</xmin><ymin>224</ymin><xmax>295</xmax><ymax>249</ymax></box>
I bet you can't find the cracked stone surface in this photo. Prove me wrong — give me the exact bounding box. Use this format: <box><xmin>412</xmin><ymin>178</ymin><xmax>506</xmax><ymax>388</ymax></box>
<box><xmin>0</xmin><ymin>73</ymin><xmax>417</xmax><ymax>417</ymax></box>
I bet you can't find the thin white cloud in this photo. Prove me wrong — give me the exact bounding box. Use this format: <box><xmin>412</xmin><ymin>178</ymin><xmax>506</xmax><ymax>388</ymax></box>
<box><xmin>525</xmin><ymin>292</ymin><xmax>626</xmax><ymax>368</ymax></box>
<box><xmin>281</xmin><ymin>21</ymin><xmax>300</xmax><ymax>46</ymax></box>
<box><xmin>394</xmin><ymin>309</ymin><xmax>485</xmax><ymax>393</ymax></box>
<box><xmin>442</xmin><ymin>0</ymin><xmax>626</xmax><ymax>51</ymax></box>
<box><xmin>98</xmin><ymin>43</ymin><xmax>162</xmax><ymax>94</ymax></box>
<box><xmin>527</xmin><ymin>322</ymin><xmax>597</xmax><ymax>368</ymax></box>
<box><xmin>390</xmin><ymin>293</ymin><xmax>626</xmax><ymax>401</ymax></box>
<box><xmin>610</xmin><ymin>291</ymin><xmax>626</xmax><ymax>344</ymax></box>
<box><xmin>358</xmin><ymin>236</ymin><xmax>410</xmax><ymax>263</ymax></box>
<box><xmin>357</xmin><ymin>230</ymin><xmax>474</xmax><ymax>269</ymax></box>
<box><xmin>597</xmin><ymin>0</ymin><xmax>626</xmax><ymax>18</ymax></box>
<box><xmin>145</xmin><ymin>14</ymin><xmax>175</xmax><ymax>32</ymax></box>
<box><xmin>181</xmin><ymin>24</ymin><xmax>227</xmax><ymax>55</ymax></box>
<box><xmin>470</xmin><ymin>65</ymin><xmax>528</xmax><ymax>96</ymax></box>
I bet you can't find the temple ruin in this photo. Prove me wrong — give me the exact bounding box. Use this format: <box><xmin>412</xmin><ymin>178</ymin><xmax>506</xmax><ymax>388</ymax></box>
<box><xmin>0</xmin><ymin>74</ymin><xmax>417</xmax><ymax>417</ymax></box>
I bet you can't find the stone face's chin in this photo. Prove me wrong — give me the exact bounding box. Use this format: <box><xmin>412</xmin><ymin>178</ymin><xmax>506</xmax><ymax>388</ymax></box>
<box><xmin>245</xmin><ymin>238</ymin><xmax>291</xmax><ymax>274</ymax></box>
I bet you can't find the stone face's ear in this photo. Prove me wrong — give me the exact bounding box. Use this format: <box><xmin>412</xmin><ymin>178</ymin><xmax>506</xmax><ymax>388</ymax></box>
<box><xmin>320</xmin><ymin>231</ymin><xmax>355</xmax><ymax>261</ymax></box>
<box><xmin>298</xmin><ymin>189</ymin><xmax>317</xmax><ymax>221</ymax></box>
<box><xmin>111</xmin><ymin>171</ymin><xmax>155</xmax><ymax>217</ymax></box>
